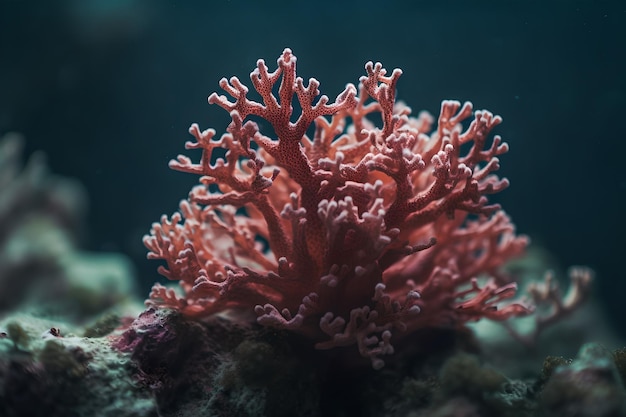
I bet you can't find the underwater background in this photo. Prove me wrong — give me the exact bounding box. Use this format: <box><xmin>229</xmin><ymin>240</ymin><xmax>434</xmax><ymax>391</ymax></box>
<box><xmin>0</xmin><ymin>0</ymin><xmax>624</xmax><ymax>336</ymax></box>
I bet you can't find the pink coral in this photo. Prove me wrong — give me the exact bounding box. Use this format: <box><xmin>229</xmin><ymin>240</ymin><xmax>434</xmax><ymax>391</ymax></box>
<box><xmin>144</xmin><ymin>48</ymin><xmax>533</xmax><ymax>369</ymax></box>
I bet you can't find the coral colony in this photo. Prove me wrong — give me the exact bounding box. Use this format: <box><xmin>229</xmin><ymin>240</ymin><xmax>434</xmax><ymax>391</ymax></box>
<box><xmin>143</xmin><ymin>49</ymin><xmax>581</xmax><ymax>369</ymax></box>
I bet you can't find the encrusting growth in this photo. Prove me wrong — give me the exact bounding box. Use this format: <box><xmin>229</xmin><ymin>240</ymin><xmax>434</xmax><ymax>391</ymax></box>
<box><xmin>143</xmin><ymin>48</ymin><xmax>582</xmax><ymax>369</ymax></box>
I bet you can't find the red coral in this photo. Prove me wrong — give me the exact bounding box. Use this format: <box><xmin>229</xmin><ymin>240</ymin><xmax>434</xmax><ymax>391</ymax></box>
<box><xmin>144</xmin><ymin>49</ymin><xmax>532</xmax><ymax>369</ymax></box>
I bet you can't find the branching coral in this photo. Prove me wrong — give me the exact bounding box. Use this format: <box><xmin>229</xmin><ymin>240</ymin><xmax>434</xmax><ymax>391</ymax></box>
<box><xmin>144</xmin><ymin>49</ymin><xmax>548</xmax><ymax>368</ymax></box>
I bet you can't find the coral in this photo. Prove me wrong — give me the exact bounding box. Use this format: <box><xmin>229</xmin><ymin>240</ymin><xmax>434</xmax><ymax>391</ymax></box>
<box><xmin>431</xmin><ymin>353</ymin><xmax>535</xmax><ymax>416</ymax></box>
<box><xmin>0</xmin><ymin>132</ymin><xmax>82</xmax><ymax>312</ymax></box>
<box><xmin>144</xmin><ymin>48</ymin><xmax>562</xmax><ymax>368</ymax></box>
<box><xmin>438</xmin><ymin>353</ymin><xmax>506</xmax><ymax>398</ymax></box>
<box><xmin>113</xmin><ymin>308</ymin><xmax>318</xmax><ymax>417</ymax></box>
<box><xmin>0</xmin><ymin>132</ymin><xmax>139</xmax><ymax>319</ymax></box>
<box><xmin>110</xmin><ymin>307</ymin><xmax>621</xmax><ymax>417</ymax></box>
<box><xmin>212</xmin><ymin>338</ymin><xmax>316</xmax><ymax>416</ymax></box>
<box><xmin>0</xmin><ymin>313</ymin><xmax>156</xmax><ymax>417</ymax></box>
<box><xmin>539</xmin><ymin>343</ymin><xmax>626</xmax><ymax>417</ymax></box>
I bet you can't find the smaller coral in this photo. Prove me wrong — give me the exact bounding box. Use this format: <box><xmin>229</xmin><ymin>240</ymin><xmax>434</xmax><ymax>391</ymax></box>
<box><xmin>502</xmin><ymin>266</ymin><xmax>594</xmax><ymax>348</ymax></box>
<box><xmin>5</xmin><ymin>321</ymin><xmax>31</xmax><ymax>350</ymax></box>
<box><xmin>439</xmin><ymin>353</ymin><xmax>506</xmax><ymax>398</ymax></box>
<box><xmin>540</xmin><ymin>343</ymin><xmax>626</xmax><ymax>417</ymax></box>
<box><xmin>38</xmin><ymin>339</ymin><xmax>91</xmax><ymax>379</ymax></box>
<box><xmin>0</xmin><ymin>133</ymin><xmax>138</xmax><ymax>318</ymax></box>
